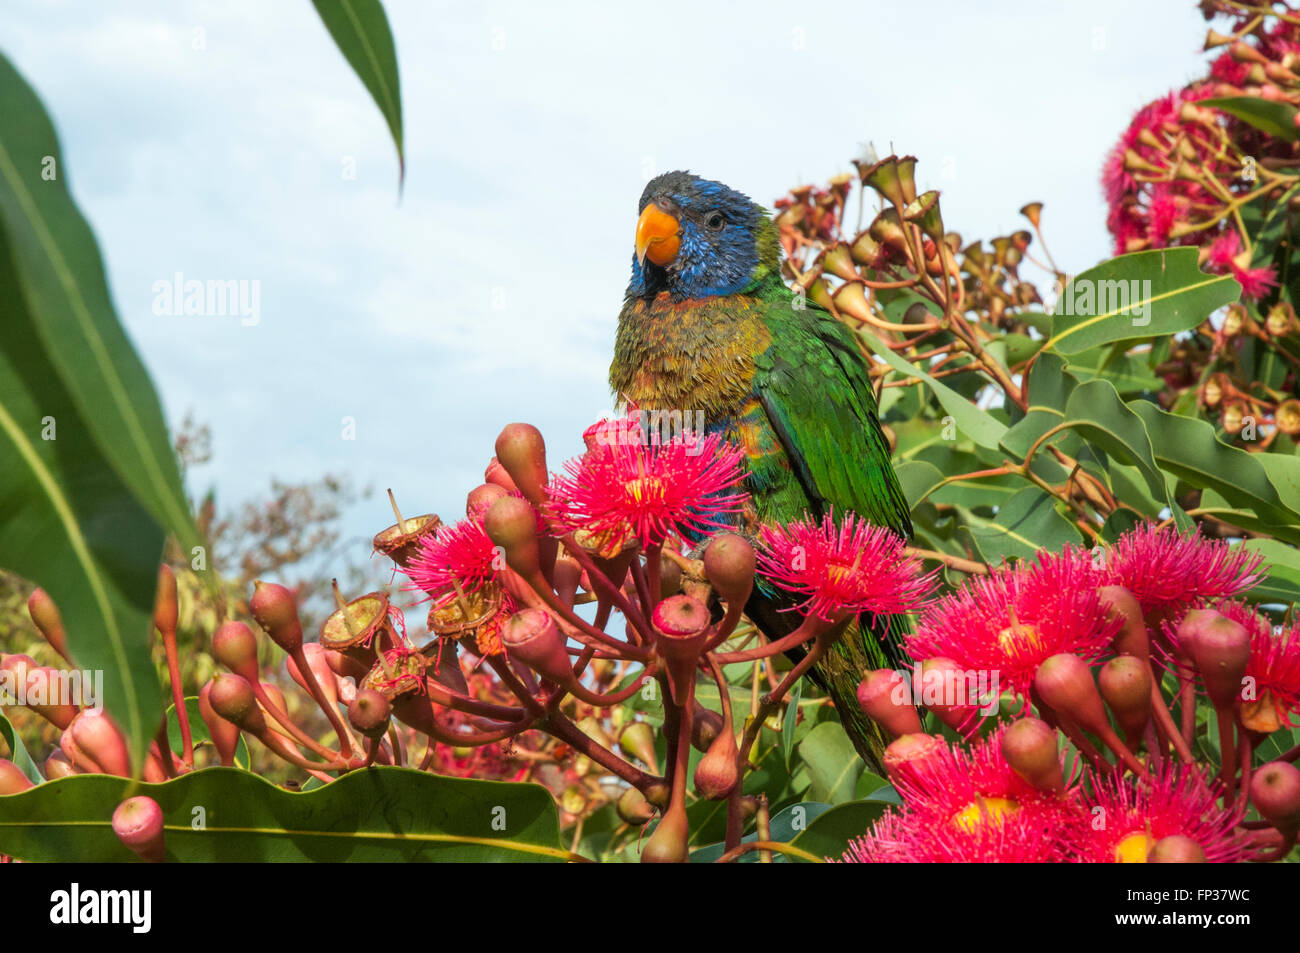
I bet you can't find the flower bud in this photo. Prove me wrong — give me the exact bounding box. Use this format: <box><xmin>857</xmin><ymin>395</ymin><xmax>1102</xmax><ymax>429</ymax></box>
<box><xmin>617</xmin><ymin>786</ymin><xmax>656</xmax><ymax>826</ymax></box>
<box><xmin>501</xmin><ymin>609</ymin><xmax>573</xmax><ymax>686</ymax></box>
<box><xmin>211</xmin><ymin>621</ymin><xmax>260</xmax><ymax>683</ymax></box>
<box><xmin>619</xmin><ymin>721</ymin><xmax>658</xmax><ymax>769</ymax></box>
<box><xmin>702</xmin><ymin>533</ymin><xmax>755</xmax><ymax>608</ymax></box>
<box><xmin>693</xmin><ymin>728</ymin><xmax>739</xmax><ymax>800</ymax></box>
<box><xmin>484</xmin><ymin>457</ymin><xmax>520</xmax><ymax>494</ymax></box>
<box><xmin>1098</xmin><ymin>655</ymin><xmax>1152</xmax><ymax>742</ymax></box>
<box><xmin>0</xmin><ymin>759</ymin><xmax>34</xmax><ymax>795</ymax></box>
<box><xmin>27</xmin><ymin>589</ymin><xmax>70</xmax><ymax>662</ymax></box>
<box><xmin>1250</xmin><ymin>761</ymin><xmax>1300</xmax><ymax>835</ymax></box>
<box><xmin>348</xmin><ymin>689</ymin><xmax>392</xmax><ymax>740</ymax></box>
<box><xmin>882</xmin><ymin>733</ymin><xmax>947</xmax><ymax>790</ymax></box>
<box><xmin>198</xmin><ymin>681</ymin><xmax>240</xmax><ymax>767</ymax></box>
<box><xmin>1148</xmin><ymin>834</ymin><xmax>1207</xmax><ymax>863</ymax></box>
<box><xmin>856</xmin><ymin>669</ymin><xmax>923</xmax><ymax>739</ymax></box>
<box><xmin>640</xmin><ymin>804</ymin><xmax>689</xmax><ymax>863</ymax></box>
<box><xmin>250</xmin><ymin>580</ymin><xmax>303</xmax><ymax>653</ymax></box>
<box><xmin>1100</xmin><ymin>586</ymin><xmax>1149</xmax><ymax>663</ymax></box>
<box><xmin>1176</xmin><ymin>609</ymin><xmax>1250</xmax><ymax>710</ymax></box>
<box><xmin>691</xmin><ymin>704</ymin><xmax>724</xmax><ymax>752</ymax></box>
<box><xmin>43</xmin><ymin>750</ymin><xmax>76</xmax><ymax>780</ymax></box>
<box><xmin>1000</xmin><ymin>718</ymin><xmax>1063</xmax><ymax>793</ymax></box>
<box><xmin>22</xmin><ymin>667</ymin><xmax>78</xmax><ymax>729</ymax></box>
<box><xmin>918</xmin><ymin>657</ymin><xmax>981</xmax><ymax>734</ymax></box>
<box><xmin>287</xmin><ymin>643</ymin><xmax>338</xmax><ymax>707</ymax></box>
<box><xmin>484</xmin><ymin>496</ymin><xmax>542</xmax><ymax>578</ymax></box>
<box><xmin>1033</xmin><ymin>654</ymin><xmax>1109</xmax><ymax>735</ymax></box>
<box><xmin>154</xmin><ymin>564</ymin><xmax>178</xmax><ymax>634</ymax></box>
<box><xmin>113</xmin><ymin>796</ymin><xmax>165</xmax><ymax>862</ymax></box>
<box><xmin>494</xmin><ymin>423</ymin><xmax>549</xmax><ymax>505</ymax></box>
<box><xmin>207</xmin><ymin>673</ymin><xmax>266</xmax><ymax>734</ymax></box>
<box><xmin>466</xmin><ymin>483</ymin><xmax>508</xmax><ymax>519</ymax></box>
<box><xmin>69</xmin><ymin>709</ymin><xmax>130</xmax><ymax>777</ymax></box>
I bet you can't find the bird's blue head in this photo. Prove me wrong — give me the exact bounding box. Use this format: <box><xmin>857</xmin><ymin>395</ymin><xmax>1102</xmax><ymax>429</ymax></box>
<box><xmin>625</xmin><ymin>171</ymin><xmax>780</xmax><ymax>301</ymax></box>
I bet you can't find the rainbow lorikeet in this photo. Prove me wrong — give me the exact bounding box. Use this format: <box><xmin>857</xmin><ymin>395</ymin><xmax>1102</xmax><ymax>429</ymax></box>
<box><xmin>609</xmin><ymin>171</ymin><xmax>913</xmax><ymax>769</ymax></box>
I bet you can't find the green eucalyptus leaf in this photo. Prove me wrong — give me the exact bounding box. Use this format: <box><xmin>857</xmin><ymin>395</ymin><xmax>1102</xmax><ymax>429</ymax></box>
<box><xmin>312</xmin><ymin>0</ymin><xmax>405</xmax><ymax>183</ymax></box>
<box><xmin>0</xmin><ymin>767</ymin><xmax>570</xmax><ymax>862</ymax></box>
<box><xmin>960</xmin><ymin>487</ymin><xmax>1081</xmax><ymax>565</ymax></box>
<box><xmin>1202</xmin><ymin>96</ymin><xmax>1299</xmax><ymax>142</ymax></box>
<box><xmin>1046</xmin><ymin>248</ymin><xmax>1239</xmax><ymax>355</ymax></box>
<box><xmin>0</xmin><ymin>712</ymin><xmax>42</xmax><ymax>784</ymax></box>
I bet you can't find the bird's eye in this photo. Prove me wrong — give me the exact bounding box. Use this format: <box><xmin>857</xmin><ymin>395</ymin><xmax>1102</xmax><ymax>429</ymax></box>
<box><xmin>705</xmin><ymin>212</ymin><xmax>725</xmax><ymax>230</ymax></box>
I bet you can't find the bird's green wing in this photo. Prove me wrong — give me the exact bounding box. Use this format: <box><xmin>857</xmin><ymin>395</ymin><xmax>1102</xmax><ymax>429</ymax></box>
<box><xmin>752</xmin><ymin>287</ymin><xmax>913</xmax><ymax>538</ymax></box>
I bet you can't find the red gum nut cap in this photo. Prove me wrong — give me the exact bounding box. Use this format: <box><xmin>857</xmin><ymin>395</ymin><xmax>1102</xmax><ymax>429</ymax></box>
<box><xmin>250</xmin><ymin>581</ymin><xmax>303</xmax><ymax>652</ymax></box>
<box><xmin>501</xmin><ymin>608</ymin><xmax>574</xmax><ymax>686</ymax></box>
<box><xmin>212</xmin><ymin>621</ymin><xmax>260</xmax><ymax>683</ymax></box>
<box><xmin>112</xmin><ymin>796</ymin><xmax>165</xmax><ymax>862</ymax></box>
<box><xmin>484</xmin><ymin>496</ymin><xmax>542</xmax><ymax>578</ymax></box>
<box><xmin>69</xmin><ymin>709</ymin><xmax>131</xmax><ymax>777</ymax></box>
<box><xmin>494</xmin><ymin>424</ymin><xmax>549</xmax><ymax>505</ymax></box>
<box><xmin>1000</xmin><ymin>717</ymin><xmax>1064</xmax><ymax>792</ymax></box>
<box><xmin>652</xmin><ymin>595</ymin><xmax>711</xmax><ymax>642</ymax></box>
<box><xmin>1176</xmin><ymin>609</ymin><xmax>1251</xmax><ymax>709</ymax></box>
<box><xmin>702</xmin><ymin>533</ymin><xmax>755</xmax><ymax>607</ymax></box>
<box><xmin>856</xmin><ymin>669</ymin><xmax>923</xmax><ymax>738</ymax></box>
<box><xmin>1250</xmin><ymin>761</ymin><xmax>1300</xmax><ymax>834</ymax></box>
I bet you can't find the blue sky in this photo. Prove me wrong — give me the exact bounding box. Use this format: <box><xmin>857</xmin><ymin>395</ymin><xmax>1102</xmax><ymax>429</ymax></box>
<box><xmin>1</xmin><ymin>0</ymin><xmax>1212</xmax><ymax>582</ymax></box>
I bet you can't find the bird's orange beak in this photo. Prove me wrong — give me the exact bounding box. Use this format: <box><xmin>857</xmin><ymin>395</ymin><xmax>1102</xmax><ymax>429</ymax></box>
<box><xmin>636</xmin><ymin>202</ymin><xmax>681</xmax><ymax>267</ymax></box>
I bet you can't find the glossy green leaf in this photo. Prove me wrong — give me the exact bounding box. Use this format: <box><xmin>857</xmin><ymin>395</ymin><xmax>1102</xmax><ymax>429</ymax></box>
<box><xmin>1046</xmin><ymin>248</ymin><xmax>1239</xmax><ymax>355</ymax></box>
<box><xmin>858</xmin><ymin>326</ymin><xmax>1009</xmax><ymax>450</ymax></box>
<box><xmin>0</xmin><ymin>207</ymin><xmax>163</xmax><ymax>770</ymax></box>
<box><xmin>0</xmin><ymin>54</ymin><xmax>198</xmax><ymax>554</ymax></box>
<box><xmin>0</xmin><ymin>767</ymin><xmax>571</xmax><ymax>862</ymax></box>
<box><xmin>1239</xmin><ymin>538</ymin><xmax>1300</xmax><ymax>606</ymax></box>
<box><xmin>1201</xmin><ymin>96</ymin><xmax>1299</xmax><ymax>142</ymax></box>
<box><xmin>1131</xmin><ymin>400</ymin><xmax>1297</xmax><ymax>525</ymax></box>
<box><xmin>797</xmin><ymin>721</ymin><xmax>863</xmax><ymax>804</ymax></box>
<box><xmin>165</xmin><ymin>698</ymin><xmax>250</xmax><ymax>770</ymax></box>
<box><xmin>787</xmin><ymin>797</ymin><xmax>892</xmax><ymax>862</ymax></box>
<box><xmin>781</xmin><ymin>678</ymin><xmax>802</xmax><ymax>769</ymax></box>
<box><xmin>1001</xmin><ymin>352</ymin><xmax>1078</xmax><ymax>458</ymax></box>
<box><xmin>312</xmin><ymin>0</ymin><xmax>405</xmax><ymax>183</ymax></box>
<box><xmin>689</xmin><ymin>800</ymin><xmax>833</xmax><ymax>863</ymax></box>
<box><xmin>960</xmin><ymin>487</ymin><xmax>1081</xmax><ymax>565</ymax></box>
<box><xmin>0</xmin><ymin>712</ymin><xmax>41</xmax><ymax>784</ymax></box>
